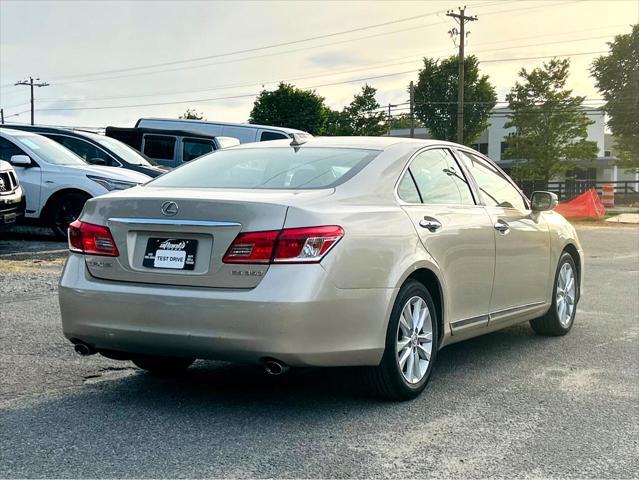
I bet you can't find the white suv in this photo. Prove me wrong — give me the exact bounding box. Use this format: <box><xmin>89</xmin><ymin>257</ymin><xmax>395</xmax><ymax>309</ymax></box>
<box><xmin>0</xmin><ymin>128</ymin><xmax>150</xmax><ymax>238</ymax></box>
<box><xmin>0</xmin><ymin>159</ymin><xmax>25</xmax><ymax>226</ymax></box>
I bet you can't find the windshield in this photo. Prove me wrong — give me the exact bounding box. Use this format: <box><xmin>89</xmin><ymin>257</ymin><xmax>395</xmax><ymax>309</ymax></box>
<box><xmin>149</xmin><ymin>147</ymin><xmax>379</xmax><ymax>189</ymax></box>
<box><xmin>15</xmin><ymin>135</ymin><xmax>86</xmax><ymax>166</ymax></box>
<box><xmin>94</xmin><ymin>135</ymin><xmax>154</xmax><ymax>166</ymax></box>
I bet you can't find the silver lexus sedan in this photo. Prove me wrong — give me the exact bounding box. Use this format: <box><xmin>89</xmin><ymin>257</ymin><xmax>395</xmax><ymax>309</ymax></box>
<box><xmin>59</xmin><ymin>136</ymin><xmax>583</xmax><ymax>400</ymax></box>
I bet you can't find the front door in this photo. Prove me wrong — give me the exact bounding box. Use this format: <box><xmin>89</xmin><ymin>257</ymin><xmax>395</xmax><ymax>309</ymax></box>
<box><xmin>398</xmin><ymin>147</ymin><xmax>496</xmax><ymax>333</ymax></box>
<box><xmin>455</xmin><ymin>149</ymin><xmax>550</xmax><ymax>318</ymax></box>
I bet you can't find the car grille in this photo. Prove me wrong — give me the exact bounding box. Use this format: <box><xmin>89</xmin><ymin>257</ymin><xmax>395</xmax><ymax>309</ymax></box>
<box><xmin>0</xmin><ymin>171</ymin><xmax>18</xmax><ymax>194</ymax></box>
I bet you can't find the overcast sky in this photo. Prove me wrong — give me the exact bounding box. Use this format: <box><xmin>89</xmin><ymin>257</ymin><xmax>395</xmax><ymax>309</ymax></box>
<box><xmin>0</xmin><ymin>0</ymin><xmax>637</xmax><ymax>129</ymax></box>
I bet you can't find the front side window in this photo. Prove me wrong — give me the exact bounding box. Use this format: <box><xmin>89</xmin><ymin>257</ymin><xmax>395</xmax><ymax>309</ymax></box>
<box><xmin>11</xmin><ymin>134</ymin><xmax>85</xmax><ymax>165</ymax></box>
<box><xmin>149</xmin><ymin>147</ymin><xmax>379</xmax><ymax>189</ymax></box>
<box><xmin>143</xmin><ymin>135</ymin><xmax>176</xmax><ymax>161</ymax></box>
<box><xmin>0</xmin><ymin>137</ymin><xmax>27</xmax><ymax>162</ymax></box>
<box><xmin>457</xmin><ymin>150</ymin><xmax>527</xmax><ymax>211</ymax></box>
<box><xmin>182</xmin><ymin>138</ymin><xmax>215</xmax><ymax>162</ymax></box>
<box><xmin>406</xmin><ymin>149</ymin><xmax>474</xmax><ymax>205</ymax></box>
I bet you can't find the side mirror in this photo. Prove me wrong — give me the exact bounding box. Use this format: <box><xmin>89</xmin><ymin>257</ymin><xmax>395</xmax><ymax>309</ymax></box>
<box><xmin>10</xmin><ymin>154</ymin><xmax>32</xmax><ymax>167</ymax></box>
<box><xmin>88</xmin><ymin>157</ymin><xmax>107</xmax><ymax>166</ymax></box>
<box><xmin>531</xmin><ymin>191</ymin><xmax>558</xmax><ymax>212</ymax></box>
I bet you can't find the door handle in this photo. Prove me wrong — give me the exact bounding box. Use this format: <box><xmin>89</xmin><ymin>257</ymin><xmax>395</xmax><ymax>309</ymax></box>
<box><xmin>494</xmin><ymin>219</ymin><xmax>510</xmax><ymax>234</ymax></box>
<box><xmin>419</xmin><ymin>216</ymin><xmax>442</xmax><ymax>232</ymax></box>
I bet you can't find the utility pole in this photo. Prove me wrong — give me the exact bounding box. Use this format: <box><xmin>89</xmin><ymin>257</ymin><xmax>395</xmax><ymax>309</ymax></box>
<box><xmin>0</xmin><ymin>108</ymin><xmax>4</xmax><ymax>125</ymax></box>
<box><xmin>446</xmin><ymin>6</ymin><xmax>477</xmax><ymax>144</ymax></box>
<box><xmin>387</xmin><ymin>103</ymin><xmax>397</xmax><ymax>136</ymax></box>
<box><xmin>409</xmin><ymin>81</ymin><xmax>415</xmax><ymax>138</ymax></box>
<box><xmin>14</xmin><ymin>76</ymin><xmax>49</xmax><ymax>125</ymax></box>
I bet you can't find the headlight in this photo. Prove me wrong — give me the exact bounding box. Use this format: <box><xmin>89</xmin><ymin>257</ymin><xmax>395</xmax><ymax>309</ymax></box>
<box><xmin>87</xmin><ymin>174</ymin><xmax>138</xmax><ymax>191</ymax></box>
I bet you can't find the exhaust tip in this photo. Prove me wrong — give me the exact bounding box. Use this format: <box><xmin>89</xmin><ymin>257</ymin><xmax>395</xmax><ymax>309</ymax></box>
<box><xmin>263</xmin><ymin>359</ymin><xmax>289</xmax><ymax>376</ymax></box>
<box><xmin>74</xmin><ymin>343</ymin><xmax>96</xmax><ymax>356</ymax></box>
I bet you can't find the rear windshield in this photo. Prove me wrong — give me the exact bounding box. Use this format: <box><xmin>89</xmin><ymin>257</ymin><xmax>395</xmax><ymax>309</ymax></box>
<box><xmin>148</xmin><ymin>147</ymin><xmax>379</xmax><ymax>189</ymax></box>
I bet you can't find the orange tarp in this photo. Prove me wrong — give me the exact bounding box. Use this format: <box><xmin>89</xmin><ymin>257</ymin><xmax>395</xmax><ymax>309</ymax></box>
<box><xmin>554</xmin><ymin>188</ymin><xmax>606</xmax><ymax>219</ymax></box>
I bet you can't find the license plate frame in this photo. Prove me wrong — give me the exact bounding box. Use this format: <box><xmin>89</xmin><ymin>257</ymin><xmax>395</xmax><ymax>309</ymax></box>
<box><xmin>143</xmin><ymin>238</ymin><xmax>198</xmax><ymax>270</ymax></box>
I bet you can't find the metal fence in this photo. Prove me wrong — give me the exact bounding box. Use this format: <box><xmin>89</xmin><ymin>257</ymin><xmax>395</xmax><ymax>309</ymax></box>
<box><xmin>516</xmin><ymin>180</ymin><xmax>639</xmax><ymax>203</ymax></box>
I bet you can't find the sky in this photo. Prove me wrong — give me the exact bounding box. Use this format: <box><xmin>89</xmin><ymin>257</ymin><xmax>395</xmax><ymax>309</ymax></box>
<box><xmin>0</xmin><ymin>0</ymin><xmax>637</xmax><ymax>129</ymax></box>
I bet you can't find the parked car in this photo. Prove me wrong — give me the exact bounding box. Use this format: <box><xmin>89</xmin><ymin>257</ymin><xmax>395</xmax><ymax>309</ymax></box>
<box><xmin>4</xmin><ymin>125</ymin><xmax>167</xmax><ymax>178</ymax></box>
<box><xmin>0</xmin><ymin>159</ymin><xmax>26</xmax><ymax>226</ymax></box>
<box><xmin>135</xmin><ymin>118</ymin><xmax>311</xmax><ymax>144</ymax></box>
<box><xmin>105</xmin><ymin>126</ymin><xmax>239</xmax><ymax>169</ymax></box>
<box><xmin>59</xmin><ymin>136</ymin><xmax>582</xmax><ymax>400</ymax></box>
<box><xmin>0</xmin><ymin>128</ymin><xmax>150</xmax><ymax>238</ymax></box>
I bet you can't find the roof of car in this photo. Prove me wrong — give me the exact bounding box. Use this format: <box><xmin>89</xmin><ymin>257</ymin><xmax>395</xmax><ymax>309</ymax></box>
<box><xmin>1</xmin><ymin>124</ymin><xmax>90</xmax><ymax>137</ymax></box>
<box><xmin>137</xmin><ymin>118</ymin><xmax>308</xmax><ymax>134</ymax></box>
<box><xmin>229</xmin><ymin>136</ymin><xmax>452</xmax><ymax>150</ymax></box>
<box><xmin>0</xmin><ymin>127</ymin><xmax>43</xmax><ymax>137</ymax></box>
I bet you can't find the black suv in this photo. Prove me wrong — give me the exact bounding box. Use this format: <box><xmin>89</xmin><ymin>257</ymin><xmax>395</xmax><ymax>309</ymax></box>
<box><xmin>5</xmin><ymin>125</ymin><xmax>167</xmax><ymax>178</ymax></box>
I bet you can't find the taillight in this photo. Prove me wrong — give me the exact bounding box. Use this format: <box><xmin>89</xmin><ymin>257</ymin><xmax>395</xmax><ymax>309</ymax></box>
<box><xmin>68</xmin><ymin>220</ymin><xmax>119</xmax><ymax>257</ymax></box>
<box><xmin>222</xmin><ymin>230</ymin><xmax>279</xmax><ymax>264</ymax></box>
<box><xmin>223</xmin><ymin>226</ymin><xmax>344</xmax><ymax>264</ymax></box>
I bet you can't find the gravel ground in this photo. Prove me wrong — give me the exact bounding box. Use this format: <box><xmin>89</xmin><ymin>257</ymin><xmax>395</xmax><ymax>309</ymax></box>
<box><xmin>0</xmin><ymin>225</ymin><xmax>637</xmax><ymax>478</ymax></box>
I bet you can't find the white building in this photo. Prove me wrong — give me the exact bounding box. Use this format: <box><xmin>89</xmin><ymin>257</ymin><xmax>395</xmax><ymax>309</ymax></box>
<box><xmin>390</xmin><ymin>107</ymin><xmax>638</xmax><ymax>185</ymax></box>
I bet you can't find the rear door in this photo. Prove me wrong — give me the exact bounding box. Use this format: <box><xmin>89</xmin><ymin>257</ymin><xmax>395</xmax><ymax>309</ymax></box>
<box><xmin>142</xmin><ymin>134</ymin><xmax>177</xmax><ymax>168</ymax></box>
<box><xmin>455</xmin><ymin>149</ymin><xmax>550</xmax><ymax>319</ymax></box>
<box><xmin>398</xmin><ymin>147</ymin><xmax>495</xmax><ymax>334</ymax></box>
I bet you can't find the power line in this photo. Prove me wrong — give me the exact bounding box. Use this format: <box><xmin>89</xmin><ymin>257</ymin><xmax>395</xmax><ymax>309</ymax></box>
<box><xmin>24</xmin><ymin>45</ymin><xmax>609</xmax><ymax>110</ymax></box>
<box><xmin>47</xmin><ymin>10</ymin><xmax>450</xmax><ymax>82</ymax></box>
<box><xmin>14</xmin><ymin>0</ymin><xmax>582</xmax><ymax>88</ymax></box>
<box><xmin>25</xmin><ymin>50</ymin><xmax>608</xmax><ymax>114</ymax></box>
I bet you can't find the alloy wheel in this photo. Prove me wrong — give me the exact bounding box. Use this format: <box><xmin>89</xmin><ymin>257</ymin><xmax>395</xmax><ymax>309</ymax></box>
<box><xmin>556</xmin><ymin>262</ymin><xmax>576</xmax><ymax>327</ymax></box>
<box><xmin>396</xmin><ymin>296</ymin><xmax>433</xmax><ymax>384</ymax></box>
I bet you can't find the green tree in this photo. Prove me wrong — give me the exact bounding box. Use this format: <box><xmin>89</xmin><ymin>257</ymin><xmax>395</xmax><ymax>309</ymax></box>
<box><xmin>591</xmin><ymin>24</ymin><xmax>639</xmax><ymax>171</ymax></box>
<box><xmin>504</xmin><ymin>58</ymin><xmax>598</xmax><ymax>183</ymax></box>
<box><xmin>320</xmin><ymin>85</ymin><xmax>387</xmax><ymax>136</ymax></box>
<box><xmin>341</xmin><ymin>85</ymin><xmax>387</xmax><ymax>136</ymax></box>
<box><xmin>249</xmin><ymin>83</ymin><xmax>328</xmax><ymax>135</ymax></box>
<box><xmin>414</xmin><ymin>55</ymin><xmax>497</xmax><ymax>144</ymax></box>
<box><xmin>179</xmin><ymin>108</ymin><xmax>204</xmax><ymax>120</ymax></box>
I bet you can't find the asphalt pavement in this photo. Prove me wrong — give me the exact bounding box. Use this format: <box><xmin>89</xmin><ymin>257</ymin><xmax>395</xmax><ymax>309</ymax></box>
<box><xmin>1</xmin><ymin>224</ymin><xmax>637</xmax><ymax>478</ymax></box>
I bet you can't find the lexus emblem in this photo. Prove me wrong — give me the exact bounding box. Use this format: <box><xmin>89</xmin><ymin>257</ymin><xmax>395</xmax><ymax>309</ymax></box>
<box><xmin>161</xmin><ymin>201</ymin><xmax>179</xmax><ymax>216</ymax></box>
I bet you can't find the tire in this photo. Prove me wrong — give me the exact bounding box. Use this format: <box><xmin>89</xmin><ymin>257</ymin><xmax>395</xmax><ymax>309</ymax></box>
<box><xmin>131</xmin><ymin>354</ymin><xmax>195</xmax><ymax>375</ymax></box>
<box><xmin>49</xmin><ymin>192</ymin><xmax>91</xmax><ymax>239</ymax></box>
<box><xmin>365</xmin><ymin>280</ymin><xmax>439</xmax><ymax>400</ymax></box>
<box><xmin>530</xmin><ymin>252</ymin><xmax>579</xmax><ymax>336</ymax></box>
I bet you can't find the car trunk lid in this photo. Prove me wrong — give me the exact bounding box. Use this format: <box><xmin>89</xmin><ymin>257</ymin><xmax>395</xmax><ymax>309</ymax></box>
<box><xmin>81</xmin><ymin>187</ymin><xmax>331</xmax><ymax>288</ymax></box>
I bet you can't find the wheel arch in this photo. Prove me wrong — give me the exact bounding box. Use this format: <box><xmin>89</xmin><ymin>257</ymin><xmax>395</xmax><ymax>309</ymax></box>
<box><xmin>561</xmin><ymin>242</ymin><xmax>582</xmax><ymax>301</ymax></box>
<box><xmin>403</xmin><ymin>268</ymin><xmax>445</xmax><ymax>345</ymax></box>
<box><xmin>41</xmin><ymin>187</ymin><xmax>93</xmax><ymax>222</ymax></box>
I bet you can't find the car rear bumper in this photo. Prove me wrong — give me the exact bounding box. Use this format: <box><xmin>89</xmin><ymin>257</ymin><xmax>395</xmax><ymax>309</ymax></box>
<box><xmin>59</xmin><ymin>254</ymin><xmax>395</xmax><ymax>367</ymax></box>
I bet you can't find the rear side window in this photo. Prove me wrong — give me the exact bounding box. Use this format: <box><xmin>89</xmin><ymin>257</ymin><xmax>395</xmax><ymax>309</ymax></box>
<box><xmin>144</xmin><ymin>135</ymin><xmax>176</xmax><ymax>161</ymax></box>
<box><xmin>182</xmin><ymin>138</ymin><xmax>215</xmax><ymax>162</ymax></box>
<box><xmin>46</xmin><ymin>135</ymin><xmax>115</xmax><ymax>166</ymax></box>
<box><xmin>149</xmin><ymin>147</ymin><xmax>379</xmax><ymax>189</ymax></box>
<box><xmin>406</xmin><ymin>149</ymin><xmax>474</xmax><ymax>205</ymax></box>
<box><xmin>260</xmin><ymin>131</ymin><xmax>288</xmax><ymax>141</ymax></box>
<box><xmin>397</xmin><ymin>173</ymin><xmax>421</xmax><ymax>203</ymax></box>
